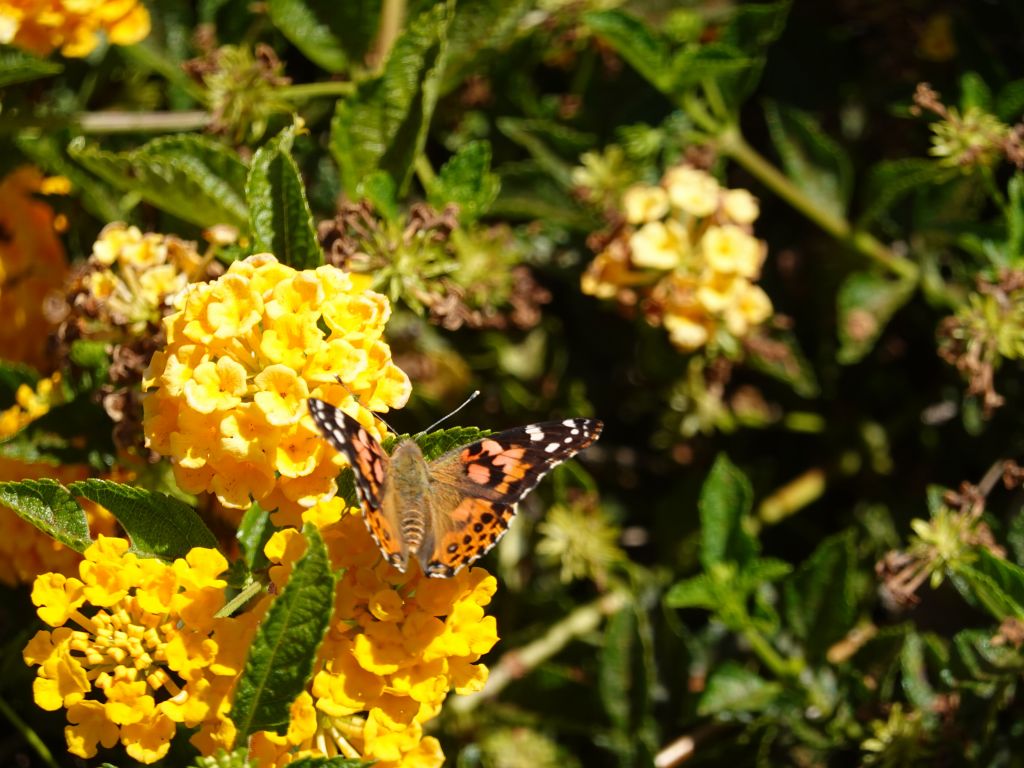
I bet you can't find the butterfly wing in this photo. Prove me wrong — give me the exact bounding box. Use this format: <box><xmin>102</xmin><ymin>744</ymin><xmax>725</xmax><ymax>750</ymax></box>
<box><xmin>307</xmin><ymin>398</ymin><xmax>405</xmax><ymax>569</ymax></box>
<box><xmin>419</xmin><ymin>418</ymin><xmax>603</xmax><ymax>577</ymax></box>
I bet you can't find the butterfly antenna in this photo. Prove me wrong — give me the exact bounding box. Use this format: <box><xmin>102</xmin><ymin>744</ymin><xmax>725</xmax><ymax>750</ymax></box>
<box><xmin>420</xmin><ymin>390</ymin><xmax>480</xmax><ymax>435</ymax></box>
<box><xmin>332</xmin><ymin>376</ymin><xmax>400</xmax><ymax>437</ymax></box>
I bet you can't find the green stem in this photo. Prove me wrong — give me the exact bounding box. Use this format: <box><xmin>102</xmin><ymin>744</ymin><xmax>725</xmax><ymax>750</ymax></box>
<box><xmin>414</xmin><ymin>154</ymin><xmax>438</xmax><ymax>190</ymax></box>
<box><xmin>78</xmin><ymin>110</ymin><xmax>212</xmax><ymax>133</ymax></box>
<box><xmin>0</xmin><ymin>695</ymin><xmax>59</xmax><ymax>768</ymax></box>
<box><xmin>742</xmin><ymin>623</ymin><xmax>801</xmax><ymax>680</ymax></box>
<box><xmin>716</xmin><ymin>126</ymin><xmax>919</xmax><ymax>281</ymax></box>
<box><xmin>278</xmin><ymin>81</ymin><xmax>357</xmax><ymax>101</ymax></box>
<box><xmin>371</xmin><ymin>0</ymin><xmax>406</xmax><ymax>68</ymax></box>
<box><xmin>448</xmin><ymin>590</ymin><xmax>628</xmax><ymax>713</ymax></box>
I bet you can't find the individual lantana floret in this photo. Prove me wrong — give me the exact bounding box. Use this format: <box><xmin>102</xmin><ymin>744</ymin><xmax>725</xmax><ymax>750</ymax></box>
<box><xmin>581</xmin><ymin>163</ymin><xmax>773</xmax><ymax>353</ymax></box>
<box><xmin>142</xmin><ymin>254</ymin><xmax>411</xmax><ymax>523</ymax></box>
<box><xmin>0</xmin><ymin>458</ymin><xmax>118</xmax><ymax>586</ymax></box>
<box><xmin>22</xmin><ymin>537</ymin><xmax>253</xmax><ymax>763</ymax></box>
<box><xmin>0</xmin><ymin>166</ymin><xmax>69</xmax><ymax>371</ymax></box>
<box><xmin>247</xmin><ymin>499</ymin><xmax>498</xmax><ymax>768</ymax></box>
<box><xmin>0</xmin><ymin>0</ymin><xmax>150</xmax><ymax>57</ymax></box>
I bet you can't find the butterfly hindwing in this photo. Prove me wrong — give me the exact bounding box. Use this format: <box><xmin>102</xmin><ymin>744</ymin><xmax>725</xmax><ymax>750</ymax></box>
<box><xmin>419</xmin><ymin>418</ymin><xmax>603</xmax><ymax>577</ymax></box>
<box><xmin>306</xmin><ymin>398</ymin><xmax>404</xmax><ymax>567</ymax></box>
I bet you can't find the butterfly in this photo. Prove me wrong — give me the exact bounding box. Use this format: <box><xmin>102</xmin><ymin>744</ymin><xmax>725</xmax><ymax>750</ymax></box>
<box><xmin>307</xmin><ymin>398</ymin><xmax>603</xmax><ymax>578</ymax></box>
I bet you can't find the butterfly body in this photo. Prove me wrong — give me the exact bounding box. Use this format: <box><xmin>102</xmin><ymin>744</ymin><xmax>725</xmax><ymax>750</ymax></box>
<box><xmin>308</xmin><ymin>398</ymin><xmax>603</xmax><ymax>577</ymax></box>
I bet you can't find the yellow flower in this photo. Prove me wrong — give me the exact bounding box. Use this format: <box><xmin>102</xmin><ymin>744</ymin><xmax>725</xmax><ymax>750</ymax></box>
<box><xmin>664</xmin><ymin>165</ymin><xmax>720</xmax><ymax>217</ymax></box>
<box><xmin>0</xmin><ymin>0</ymin><xmax>150</xmax><ymax>57</ymax></box>
<box><xmin>629</xmin><ymin>220</ymin><xmax>689</xmax><ymax>270</ymax></box>
<box><xmin>143</xmin><ymin>254</ymin><xmax>410</xmax><ymax>523</ymax></box>
<box><xmin>701</xmin><ymin>225</ymin><xmax>764</xmax><ymax>278</ymax></box>
<box><xmin>23</xmin><ymin>537</ymin><xmax>252</xmax><ymax>763</ymax></box>
<box><xmin>621</xmin><ymin>184</ymin><xmax>669</xmax><ymax>224</ymax></box>
<box><xmin>723</xmin><ymin>282</ymin><xmax>773</xmax><ymax>337</ymax></box>
<box><xmin>0</xmin><ymin>166</ymin><xmax>68</xmax><ymax>371</ymax></box>
<box><xmin>722</xmin><ymin>188</ymin><xmax>760</xmax><ymax>224</ymax></box>
<box><xmin>250</xmin><ymin>503</ymin><xmax>499</xmax><ymax>768</ymax></box>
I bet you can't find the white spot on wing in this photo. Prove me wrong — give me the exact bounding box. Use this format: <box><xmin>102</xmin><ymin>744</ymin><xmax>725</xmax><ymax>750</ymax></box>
<box><xmin>545</xmin><ymin>442</ymin><xmax>560</xmax><ymax>453</ymax></box>
<box><xmin>562</xmin><ymin>418</ymin><xmax>576</xmax><ymax>427</ymax></box>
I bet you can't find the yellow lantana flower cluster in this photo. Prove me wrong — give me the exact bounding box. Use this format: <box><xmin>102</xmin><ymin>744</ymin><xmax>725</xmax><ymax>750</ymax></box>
<box><xmin>0</xmin><ymin>458</ymin><xmax>118</xmax><ymax>586</ymax></box>
<box><xmin>0</xmin><ymin>166</ymin><xmax>68</xmax><ymax>371</ymax></box>
<box><xmin>142</xmin><ymin>254</ymin><xmax>411</xmax><ymax>521</ymax></box>
<box><xmin>78</xmin><ymin>222</ymin><xmax>205</xmax><ymax>336</ymax></box>
<box><xmin>0</xmin><ymin>372</ymin><xmax>62</xmax><ymax>439</ymax></box>
<box><xmin>582</xmin><ymin>164</ymin><xmax>773</xmax><ymax>352</ymax></box>
<box><xmin>250</xmin><ymin>500</ymin><xmax>499</xmax><ymax>768</ymax></box>
<box><xmin>0</xmin><ymin>0</ymin><xmax>150</xmax><ymax>57</ymax></box>
<box><xmin>22</xmin><ymin>537</ymin><xmax>252</xmax><ymax>763</ymax></box>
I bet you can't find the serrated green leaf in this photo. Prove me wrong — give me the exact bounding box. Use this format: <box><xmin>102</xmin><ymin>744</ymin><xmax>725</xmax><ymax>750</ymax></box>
<box><xmin>496</xmin><ymin>118</ymin><xmax>595</xmax><ymax>189</ymax></box>
<box><xmin>429</xmin><ymin>140</ymin><xmax>500</xmax><ymax>222</ymax></box>
<box><xmin>783</xmin><ymin>530</ymin><xmax>857</xmax><ymax>661</ymax></box>
<box><xmin>957</xmin><ymin>549</ymin><xmax>1024</xmax><ymax>620</ymax></box>
<box><xmin>69</xmin><ymin>134</ymin><xmax>248</xmax><ymax>228</ymax></box>
<box><xmin>858</xmin><ymin>158</ymin><xmax>952</xmax><ymax>227</ymax></box>
<box><xmin>267</xmin><ymin>0</ymin><xmax>381</xmax><ymax>73</ymax></box>
<box><xmin>330</xmin><ymin>1</ymin><xmax>454</xmax><ymax>196</ymax></box>
<box><xmin>698</xmin><ymin>662</ymin><xmax>782</xmax><ymax>716</ymax></box>
<box><xmin>996</xmin><ymin>78</ymin><xmax>1024</xmax><ymax>122</ymax></box>
<box><xmin>583</xmin><ymin>10</ymin><xmax>673</xmax><ymax>96</ymax></box>
<box><xmin>836</xmin><ymin>270</ymin><xmax>916</xmax><ymax>364</ymax></box>
<box><xmin>599</xmin><ymin>607</ymin><xmax>635</xmax><ymax>731</ymax></box>
<box><xmin>68</xmin><ymin>479</ymin><xmax>218</xmax><ymax>560</ymax></box>
<box><xmin>0</xmin><ymin>478</ymin><xmax>91</xmax><ymax>553</ymax></box>
<box><xmin>0</xmin><ymin>50</ymin><xmax>62</xmax><ymax>88</ymax></box>
<box><xmin>233</xmin><ymin>524</ymin><xmax>334</xmax><ymax>737</ymax></box>
<box><xmin>900</xmin><ymin>632</ymin><xmax>937</xmax><ymax>714</ymax></box>
<box><xmin>668</xmin><ymin>43</ymin><xmax>752</xmax><ymax>92</ymax></box>
<box><xmin>764</xmin><ymin>100</ymin><xmax>852</xmax><ymax>220</ymax></box>
<box><xmin>736</xmin><ymin>557</ymin><xmax>793</xmax><ymax>592</ymax></box>
<box><xmin>357</xmin><ymin>170</ymin><xmax>399</xmax><ymax>223</ymax></box>
<box><xmin>246</xmin><ymin>126</ymin><xmax>321</xmax><ymax>269</ymax></box>
<box><xmin>959</xmin><ymin>71</ymin><xmax>992</xmax><ymax>112</ymax></box>
<box><xmin>699</xmin><ymin>454</ymin><xmax>757</xmax><ymax>569</ymax></box>
<box><xmin>443</xmin><ymin>0</ymin><xmax>533</xmax><ymax>92</ymax></box>
<box><xmin>665</xmin><ymin>573</ymin><xmax>718</xmax><ymax>609</ymax></box>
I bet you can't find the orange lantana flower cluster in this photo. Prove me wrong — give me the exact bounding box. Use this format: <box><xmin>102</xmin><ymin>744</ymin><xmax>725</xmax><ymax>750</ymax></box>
<box><xmin>0</xmin><ymin>0</ymin><xmax>150</xmax><ymax>57</ymax></box>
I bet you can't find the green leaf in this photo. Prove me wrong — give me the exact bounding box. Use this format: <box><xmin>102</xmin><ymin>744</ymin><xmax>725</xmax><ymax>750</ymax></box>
<box><xmin>900</xmin><ymin>632</ymin><xmax>937</xmax><ymax>714</ymax></box>
<box><xmin>665</xmin><ymin>574</ymin><xmax>718</xmax><ymax>610</ymax></box>
<box><xmin>744</xmin><ymin>327</ymin><xmax>819</xmax><ymax>398</ymax></box>
<box><xmin>0</xmin><ymin>362</ymin><xmax>39</xmax><ymax>403</ymax></box>
<box><xmin>858</xmin><ymin>158</ymin><xmax>952</xmax><ymax>227</ymax></box>
<box><xmin>836</xmin><ymin>271</ymin><xmax>916</xmax><ymax>364</ymax></box>
<box><xmin>599</xmin><ymin>607</ymin><xmax>635</xmax><ymax>731</ymax></box>
<box><xmin>995</xmin><ymin>78</ymin><xmax>1024</xmax><ymax>122</ymax></box>
<box><xmin>783</xmin><ymin>530</ymin><xmax>857</xmax><ymax>661</ymax></box>
<box><xmin>583</xmin><ymin>10</ymin><xmax>673</xmax><ymax>96</ymax></box>
<box><xmin>0</xmin><ymin>479</ymin><xmax>91</xmax><ymax>553</ymax></box>
<box><xmin>959</xmin><ymin>71</ymin><xmax>992</xmax><ymax>112</ymax></box>
<box><xmin>237</xmin><ymin>503</ymin><xmax>273</xmax><ymax>573</ymax></box>
<box><xmin>736</xmin><ymin>557</ymin><xmax>793</xmax><ymax>593</ymax></box>
<box><xmin>443</xmin><ymin>0</ymin><xmax>533</xmax><ymax>92</ymax></box>
<box><xmin>0</xmin><ymin>50</ymin><xmax>62</xmax><ymax>88</ymax></box>
<box><xmin>69</xmin><ymin>134</ymin><xmax>248</xmax><ymax>228</ymax></box>
<box><xmin>357</xmin><ymin>170</ymin><xmax>399</xmax><ymax>223</ymax></box>
<box><xmin>428</xmin><ymin>140</ymin><xmax>500</xmax><ymax>222</ymax></box>
<box><xmin>287</xmin><ymin>757</ymin><xmax>373</xmax><ymax>768</ymax></box>
<box><xmin>497</xmin><ymin>118</ymin><xmax>595</xmax><ymax>190</ymax></box>
<box><xmin>330</xmin><ymin>0</ymin><xmax>454</xmax><ymax>196</ymax></box>
<box><xmin>699</xmin><ymin>454</ymin><xmax>757</xmax><ymax>569</ymax></box>
<box><xmin>246</xmin><ymin>126</ymin><xmax>322</xmax><ymax>269</ymax></box>
<box><xmin>232</xmin><ymin>524</ymin><xmax>335</xmax><ymax>737</ymax></box>
<box><xmin>698</xmin><ymin>661</ymin><xmax>782</xmax><ymax>715</ymax></box>
<box><xmin>764</xmin><ymin>100</ymin><xmax>852</xmax><ymax>220</ymax></box>
<box><xmin>956</xmin><ymin>549</ymin><xmax>1024</xmax><ymax>620</ymax></box>
<box><xmin>668</xmin><ymin>43</ymin><xmax>752</xmax><ymax>93</ymax></box>
<box><xmin>267</xmin><ymin>0</ymin><xmax>381</xmax><ymax>73</ymax></box>
<box><xmin>68</xmin><ymin>479</ymin><xmax>218</xmax><ymax>560</ymax></box>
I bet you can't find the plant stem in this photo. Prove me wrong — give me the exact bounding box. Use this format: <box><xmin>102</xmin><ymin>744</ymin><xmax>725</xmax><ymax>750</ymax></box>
<box><xmin>0</xmin><ymin>695</ymin><xmax>59</xmax><ymax>768</ymax></box>
<box><xmin>78</xmin><ymin>110</ymin><xmax>212</xmax><ymax>133</ymax></box>
<box><xmin>370</xmin><ymin>0</ymin><xmax>406</xmax><ymax>68</ymax></box>
<box><xmin>448</xmin><ymin>590</ymin><xmax>628</xmax><ymax>714</ymax></box>
<box><xmin>742</xmin><ymin>623</ymin><xmax>801</xmax><ymax>680</ymax></box>
<box><xmin>278</xmin><ymin>81</ymin><xmax>357</xmax><ymax>101</ymax></box>
<box><xmin>716</xmin><ymin>126</ymin><xmax>919</xmax><ymax>281</ymax></box>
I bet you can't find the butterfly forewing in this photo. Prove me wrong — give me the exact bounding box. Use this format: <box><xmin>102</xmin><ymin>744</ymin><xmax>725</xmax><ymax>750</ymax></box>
<box><xmin>306</xmin><ymin>398</ymin><xmax>405</xmax><ymax>568</ymax></box>
<box><xmin>419</xmin><ymin>418</ymin><xmax>603</xmax><ymax>577</ymax></box>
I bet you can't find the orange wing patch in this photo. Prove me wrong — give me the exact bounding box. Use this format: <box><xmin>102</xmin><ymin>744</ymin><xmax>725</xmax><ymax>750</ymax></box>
<box><xmin>423</xmin><ymin>497</ymin><xmax>514</xmax><ymax>577</ymax></box>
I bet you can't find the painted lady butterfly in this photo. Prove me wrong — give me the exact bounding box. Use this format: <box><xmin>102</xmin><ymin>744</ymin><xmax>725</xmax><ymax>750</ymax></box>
<box><xmin>308</xmin><ymin>398</ymin><xmax>603</xmax><ymax>577</ymax></box>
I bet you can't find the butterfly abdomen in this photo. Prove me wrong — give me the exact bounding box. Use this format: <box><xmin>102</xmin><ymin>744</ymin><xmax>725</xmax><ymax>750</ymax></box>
<box><xmin>388</xmin><ymin>440</ymin><xmax>433</xmax><ymax>557</ymax></box>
